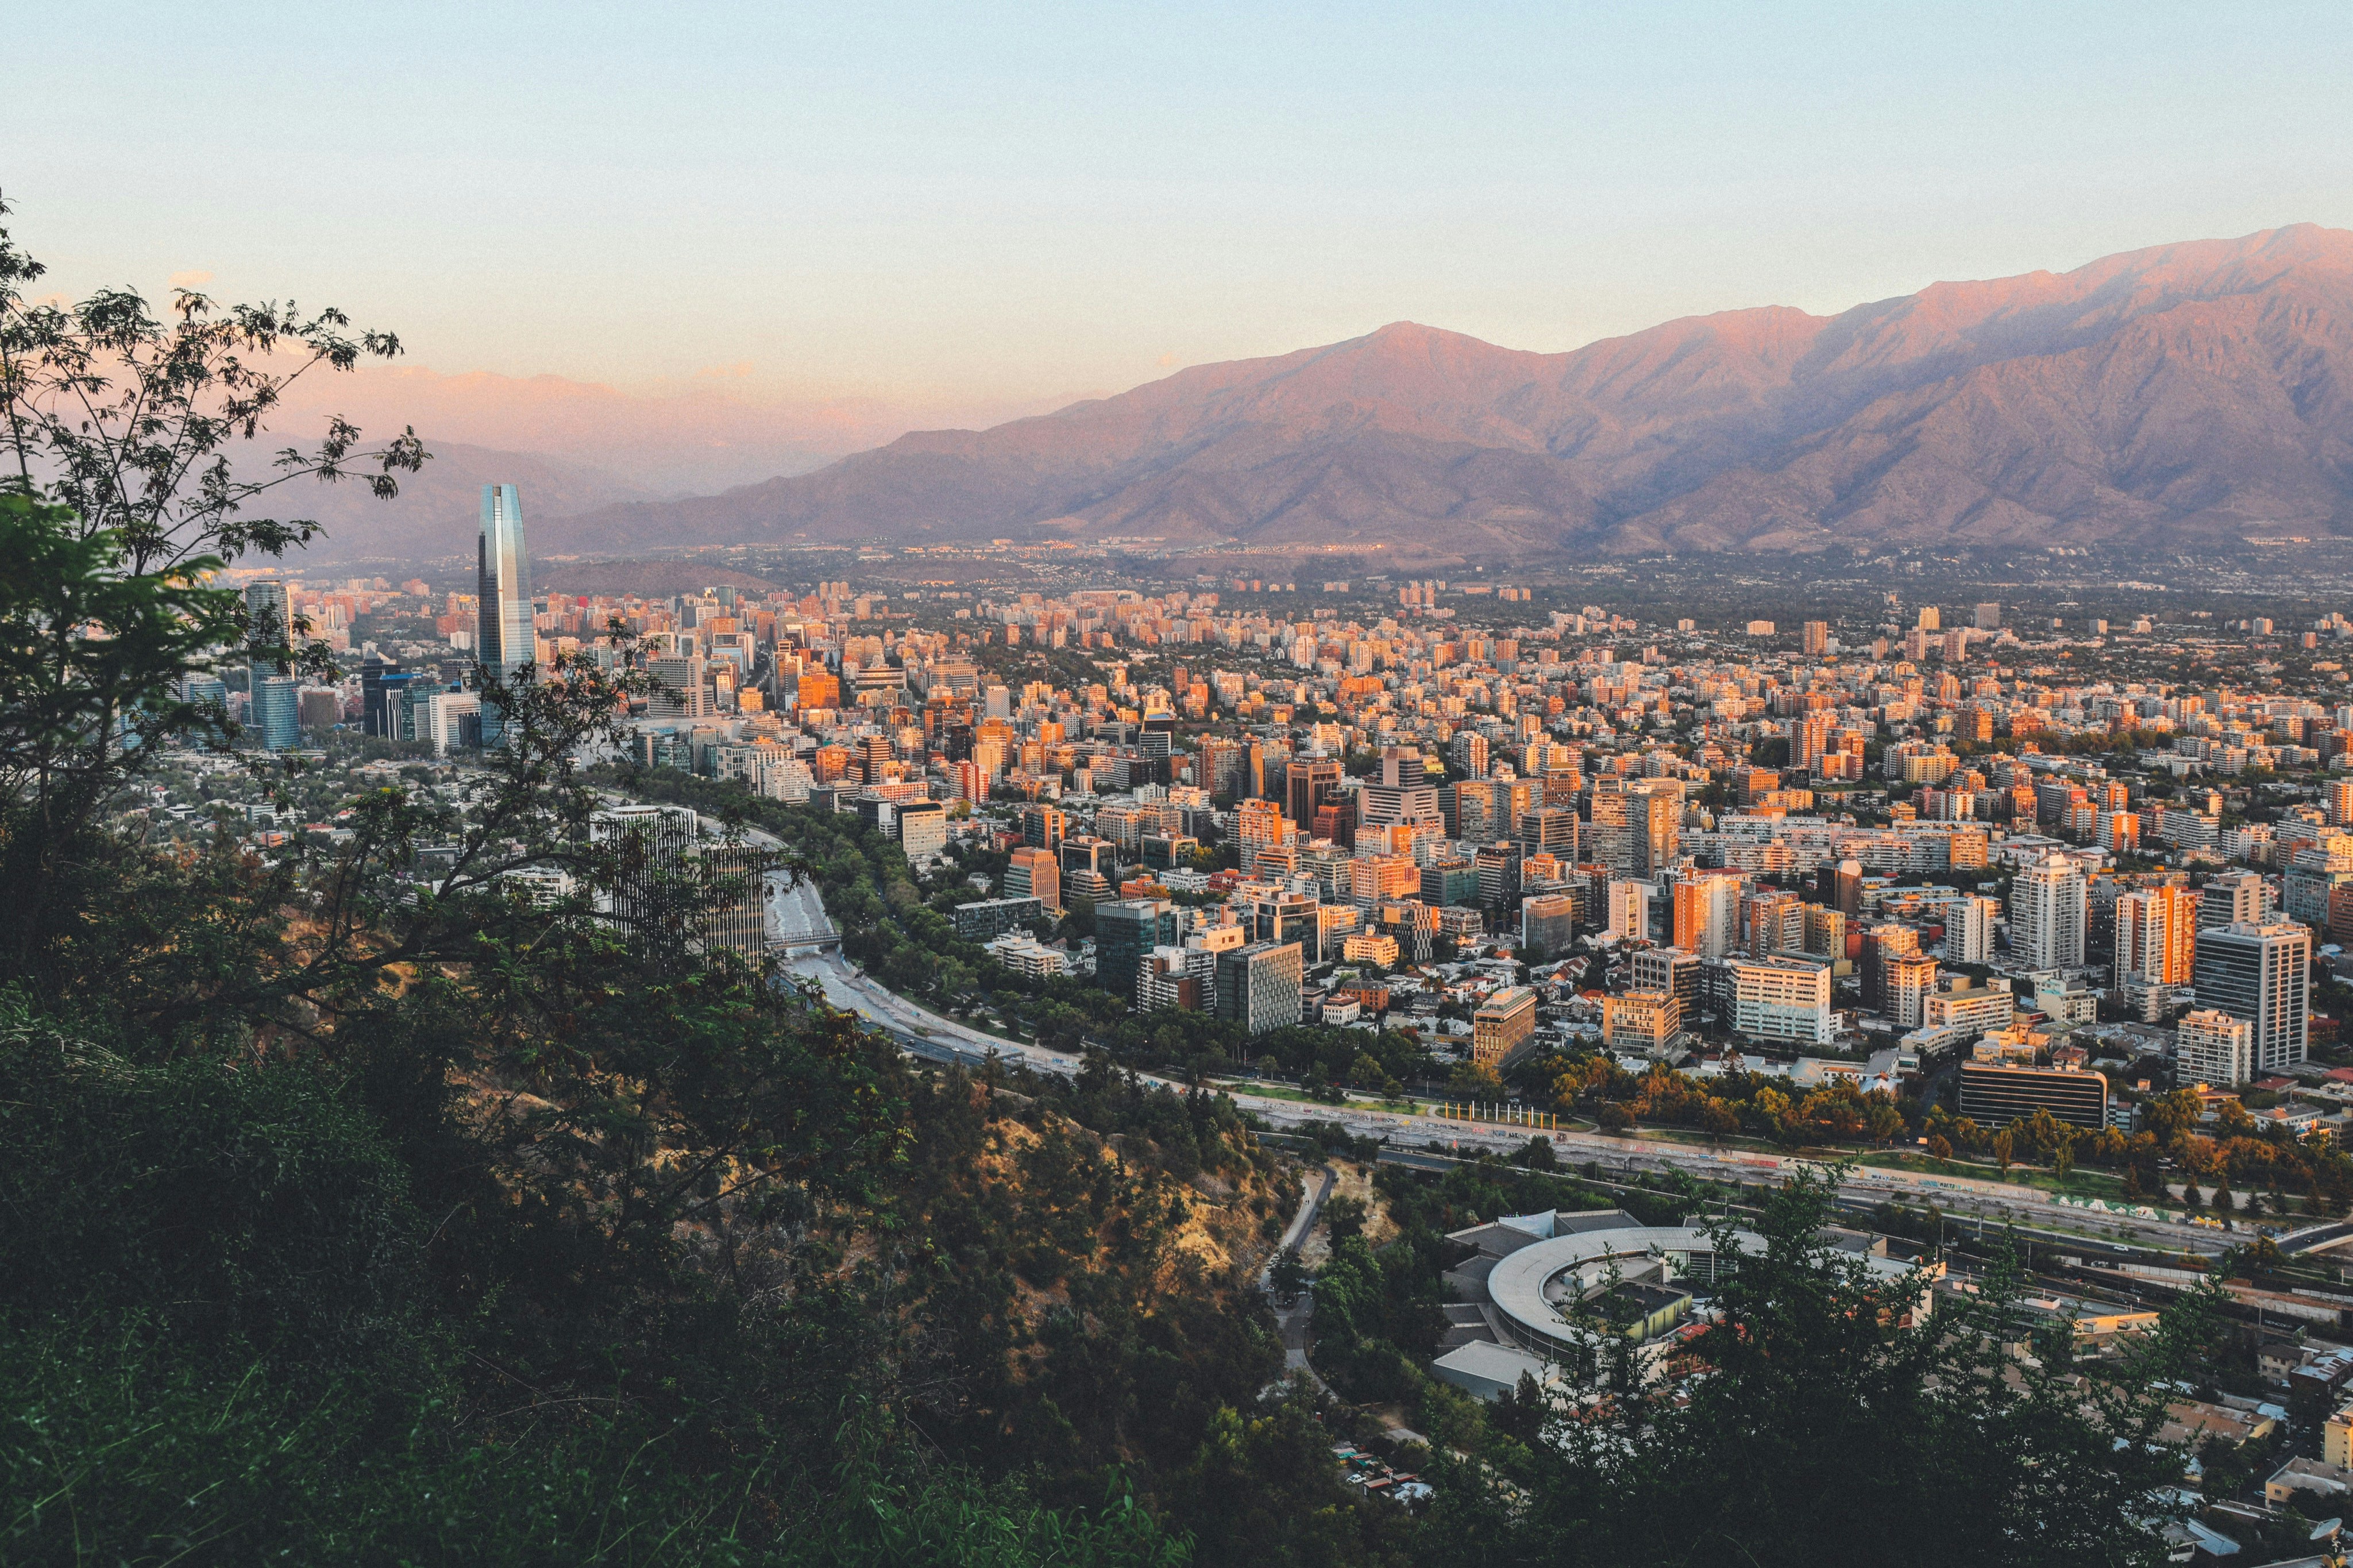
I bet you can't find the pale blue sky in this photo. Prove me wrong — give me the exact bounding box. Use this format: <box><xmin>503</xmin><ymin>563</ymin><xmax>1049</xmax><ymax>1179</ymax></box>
<box><xmin>14</xmin><ymin>1</ymin><xmax>2353</xmax><ymax>409</ymax></box>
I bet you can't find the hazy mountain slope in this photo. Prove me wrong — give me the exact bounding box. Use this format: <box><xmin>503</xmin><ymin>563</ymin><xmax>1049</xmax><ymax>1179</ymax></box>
<box><xmin>286</xmin><ymin>442</ymin><xmax>654</xmax><ymax>564</ymax></box>
<box><xmin>536</xmin><ymin>224</ymin><xmax>2353</xmax><ymax>558</ymax></box>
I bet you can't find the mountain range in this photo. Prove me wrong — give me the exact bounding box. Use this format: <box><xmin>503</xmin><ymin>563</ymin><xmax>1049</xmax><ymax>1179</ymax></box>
<box><xmin>347</xmin><ymin>225</ymin><xmax>2353</xmax><ymax>563</ymax></box>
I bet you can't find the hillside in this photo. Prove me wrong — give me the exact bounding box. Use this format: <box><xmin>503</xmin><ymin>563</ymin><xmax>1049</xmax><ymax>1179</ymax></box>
<box><xmin>540</xmin><ymin>225</ymin><xmax>2353</xmax><ymax>559</ymax></box>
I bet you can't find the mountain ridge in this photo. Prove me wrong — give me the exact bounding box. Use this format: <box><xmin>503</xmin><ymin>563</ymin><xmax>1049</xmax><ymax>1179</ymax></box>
<box><xmin>528</xmin><ymin>224</ymin><xmax>2353</xmax><ymax>560</ymax></box>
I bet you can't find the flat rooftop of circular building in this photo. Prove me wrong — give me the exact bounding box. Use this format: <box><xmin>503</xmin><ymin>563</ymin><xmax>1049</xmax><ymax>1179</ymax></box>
<box><xmin>1485</xmin><ymin>1223</ymin><xmax>1761</xmax><ymax>1356</ymax></box>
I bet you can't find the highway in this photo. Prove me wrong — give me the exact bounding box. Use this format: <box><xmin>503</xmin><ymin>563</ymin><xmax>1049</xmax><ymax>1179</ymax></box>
<box><xmin>757</xmin><ymin>852</ymin><xmax>2231</xmax><ymax>1259</ymax></box>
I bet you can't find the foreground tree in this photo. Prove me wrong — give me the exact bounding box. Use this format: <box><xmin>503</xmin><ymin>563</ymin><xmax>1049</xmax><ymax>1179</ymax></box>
<box><xmin>1419</xmin><ymin>1166</ymin><xmax>2209</xmax><ymax>1568</ymax></box>
<box><xmin>0</xmin><ymin>204</ymin><xmax>1182</xmax><ymax>1566</ymax></box>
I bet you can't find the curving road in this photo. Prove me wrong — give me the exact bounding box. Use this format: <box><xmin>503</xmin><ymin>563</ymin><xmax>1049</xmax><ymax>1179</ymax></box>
<box><xmin>756</xmin><ymin>851</ymin><xmax>2229</xmax><ymax>1259</ymax></box>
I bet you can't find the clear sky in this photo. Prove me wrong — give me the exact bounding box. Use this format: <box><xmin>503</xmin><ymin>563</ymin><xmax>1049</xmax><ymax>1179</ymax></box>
<box><xmin>14</xmin><ymin>1</ymin><xmax>2353</xmax><ymax>418</ymax></box>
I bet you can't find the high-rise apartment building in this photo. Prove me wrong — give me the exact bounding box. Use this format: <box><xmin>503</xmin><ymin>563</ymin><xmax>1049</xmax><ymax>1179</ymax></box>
<box><xmin>1744</xmin><ymin>889</ymin><xmax>1806</xmax><ymax>959</ymax></box>
<box><xmin>1607</xmin><ymin>879</ymin><xmax>1651</xmax><ymax>941</ymax></box>
<box><xmin>2010</xmin><ymin>853</ymin><xmax>2087</xmax><ymax>970</ymax></box>
<box><xmin>2115</xmin><ymin>885</ymin><xmax>2197</xmax><ymax>986</ymax></box>
<box><xmin>2175</xmin><ymin>1008</ymin><xmax>2255</xmax><ymax>1088</ymax></box>
<box><xmin>1590</xmin><ymin>781</ymin><xmax>1679</xmax><ymax>876</ymax></box>
<box><xmin>1517</xmin><ymin>805</ymin><xmax>1580</xmax><ymax>862</ymax></box>
<box><xmin>1885</xmin><ymin>953</ymin><xmax>1938</xmax><ymax>1030</ymax></box>
<box><xmin>1021</xmin><ymin>804</ymin><xmax>1067</xmax><ymax>851</ymax></box>
<box><xmin>2199</xmin><ymin>870</ymin><xmax>2269</xmax><ymax>928</ymax></box>
<box><xmin>1672</xmin><ymin>871</ymin><xmax>1743</xmax><ymax>959</ymax></box>
<box><xmin>2194</xmin><ymin>920</ymin><xmax>2311</xmax><ymax>1073</ymax></box>
<box><xmin>1860</xmin><ymin>924</ymin><xmax>1921</xmax><ymax>1011</ymax></box>
<box><xmin>1942</xmin><ymin>895</ymin><xmax>1997</xmax><ymax>964</ymax></box>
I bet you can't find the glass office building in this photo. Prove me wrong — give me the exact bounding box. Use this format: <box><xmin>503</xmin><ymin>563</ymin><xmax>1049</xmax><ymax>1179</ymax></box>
<box><xmin>243</xmin><ymin>580</ymin><xmax>297</xmax><ymax>751</ymax></box>
<box><xmin>476</xmin><ymin>483</ymin><xmax>534</xmax><ymax>741</ymax></box>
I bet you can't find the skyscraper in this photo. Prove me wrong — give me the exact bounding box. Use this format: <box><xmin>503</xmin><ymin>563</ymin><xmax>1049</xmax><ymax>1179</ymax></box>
<box><xmin>477</xmin><ymin>483</ymin><xmax>534</xmax><ymax>741</ymax></box>
<box><xmin>244</xmin><ymin>580</ymin><xmax>298</xmax><ymax>751</ymax></box>
<box><xmin>2115</xmin><ymin>886</ymin><xmax>2197</xmax><ymax>986</ymax></box>
<box><xmin>2010</xmin><ymin>853</ymin><xmax>2086</xmax><ymax>970</ymax></box>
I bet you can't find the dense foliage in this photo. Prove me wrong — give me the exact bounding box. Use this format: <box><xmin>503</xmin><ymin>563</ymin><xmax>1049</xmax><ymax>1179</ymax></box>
<box><xmin>1413</xmin><ymin>1169</ymin><xmax>2214</xmax><ymax>1568</ymax></box>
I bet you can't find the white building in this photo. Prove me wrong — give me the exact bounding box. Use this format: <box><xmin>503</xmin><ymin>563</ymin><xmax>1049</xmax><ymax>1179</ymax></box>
<box><xmin>1727</xmin><ymin>955</ymin><xmax>1834</xmax><ymax>1046</ymax></box>
<box><xmin>2010</xmin><ymin>853</ymin><xmax>2087</xmax><ymax>970</ymax></box>
<box><xmin>2175</xmin><ymin>1008</ymin><xmax>2255</xmax><ymax>1088</ymax></box>
<box><xmin>2194</xmin><ymin>920</ymin><xmax>2312</xmax><ymax>1073</ymax></box>
<box><xmin>985</xmin><ymin>933</ymin><xmax>1067</xmax><ymax>982</ymax></box>
<box><xmin>1942</xmin><ymin>895</ymin><xmax>1997</xmax><ymax>965</ymax></box>
<box><xmin>1607</xmin><ymin>879</ymin><xmax>1652</xmax><ymax>942</ymax></box>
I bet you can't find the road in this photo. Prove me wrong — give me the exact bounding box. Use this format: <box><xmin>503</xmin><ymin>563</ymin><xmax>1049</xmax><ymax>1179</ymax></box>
<box><xmin>755</xmin><ymin>851</ymin><xmax>2231</xmax><ymax>1260</ymax></box>
<box><xmin>1265</xmin><ymin>1164</ymin><xmax>1335</xmax><ymax>1388</ymax></box>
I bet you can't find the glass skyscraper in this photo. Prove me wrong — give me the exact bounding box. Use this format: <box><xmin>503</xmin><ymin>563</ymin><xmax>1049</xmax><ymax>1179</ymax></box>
<box><xmin>476</xmin><ymin>483</ymin><xmax>534</xmax><ymax>741</ymax></box>
<box><xmin>243</xmin><ymin>580</ymin><xmax>298</xmax><ymax>751</ymax></box>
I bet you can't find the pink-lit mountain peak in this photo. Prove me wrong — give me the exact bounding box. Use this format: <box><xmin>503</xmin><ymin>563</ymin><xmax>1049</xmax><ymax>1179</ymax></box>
<box><xmin>518</xmin><ymin>225</ymin><xmax>2353</xmax><ymax>561</ymax></box>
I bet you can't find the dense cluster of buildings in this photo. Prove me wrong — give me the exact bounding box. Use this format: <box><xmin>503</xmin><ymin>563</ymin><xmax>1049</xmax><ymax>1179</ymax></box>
<box><xmin>188</xmin><ymin>488</ymin><xmax>2353</xmax><ymax>1133</ymax></box>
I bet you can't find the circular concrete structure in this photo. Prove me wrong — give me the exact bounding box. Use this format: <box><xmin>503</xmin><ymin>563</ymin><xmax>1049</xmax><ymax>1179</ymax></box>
<box><xmin>1484</xmin><ymin>1224</ymin><xmax>1761</xmax><ymax>1357</ymax></box>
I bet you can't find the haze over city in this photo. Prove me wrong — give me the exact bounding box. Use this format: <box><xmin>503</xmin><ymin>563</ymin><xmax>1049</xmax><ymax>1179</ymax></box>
<box><xmin>15</xmin><ymin>1</ymin><xmax>2353</xmax><ymax>503</ymax></box>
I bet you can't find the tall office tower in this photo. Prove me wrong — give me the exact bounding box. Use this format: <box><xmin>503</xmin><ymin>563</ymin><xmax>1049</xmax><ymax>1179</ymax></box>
<box><xmin>1005</xmin><ymin>847</ymin><xmax>1061</xmax><ymax>911</ymax></box>
<box><xmin>2194</xmin><ymin>921</ymin><xmax>2311</xmax><ymax>1072</ymax></box>
<box><xmin>1380</xmin><ymin>744</ymin><xmax>1426</xmax><ymax>788</ymax></box>
<box><xmin>242</xmin><ymin>580</ymin><xmax>299</xmax><ymax>751</ymax></box>
<box><xmin>2199</xmin><ymin>870</ymin><xmax>2269</xmax><ymax>928</ymax></box>
<box><xmin>1520</xmin><ymin>893</ymin><xmax>1577</xmax><ymax>960</ymax></box>
<box><xmin>2175</xmin><ymin>1009</ymin><xmax>2255</xmax><ymax>1088</ymax></box>
<box><xmin>1517</xmin><ymin>805</ymin><xmax>1580</xmax><ymax>862</ymax></box>
<box><xmin>476</xmin><ymin>484</ymin><xmax>534</xmax><ymax>742</ymax></box>
<box><xmin>2010</xmin><ymin>853</ymin><xmax>2087</xmax><ymax>970</ymax></box>
<box><xmin>1450</xmin><ymin>731</ymin><xmax>1490</xmax><ymax>778</ymax></box>
<box><xmin>1215</xmin><ymin>940</ymin><xmax>1304</xmax><ymax>1036</ymax></box>
<box><xmin>856</xmin><ymin>733</ymin><xmax>894</xmax><ymax>785</ymax></box>
<box><xmin>244</xmin><ymin>578</ymin><xmax>290</xmax><ymax>673</ymax></box>
<box><xmin>590</xmin><ymin>804</ymin><xmax>700</xmax><ymax>945</ymax></box>
<box><xmin>2115</xmin><ymin>885</ymin><xmax>2197</xmax><ymax>986</ymax></box>
<box><xmin>1801</xmin><ymin>620</ymin><xmax>1830</xmax><ymax>656</ymax></box>
<box><xmin>1287</xmin><ymin>756</ymin><xmax>1341</xmax><ymax>835</ymax></box>
<box><xmin>1097</xmin><ymin>898</ymin><xmax>1178</xmax><ymax>1005</ymax></box>
<box><xmin>1942</xmin><ymin>895</ymin><xmax>1998</xmax><ymax>964</ymax></box>
<box><xmin>696</xmin><ymin>844</ymin><xmax>771</xmax><ymax>960</ymax></box>
<box><xmin>477</xmin><ymin>484</ymin><xmax>534</xmax><ymax>680</ymax></box>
